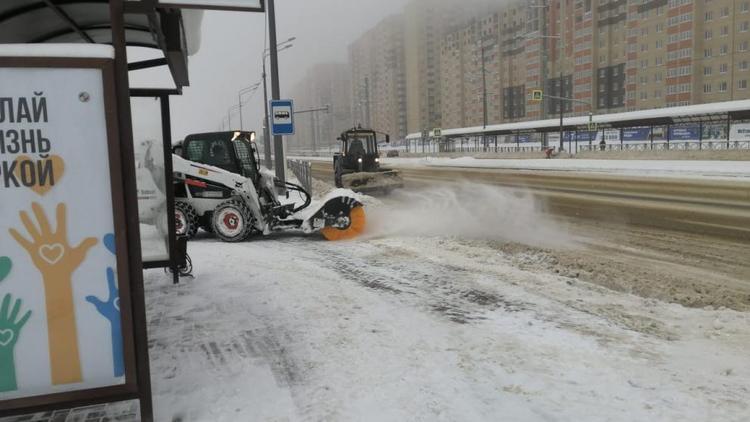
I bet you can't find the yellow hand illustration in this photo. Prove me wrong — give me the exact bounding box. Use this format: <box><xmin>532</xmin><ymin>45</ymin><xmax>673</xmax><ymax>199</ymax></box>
<box><xmin>9</xmin><ymin>202</ymin><xmax>98</xmax><ymax>385</ymax></box>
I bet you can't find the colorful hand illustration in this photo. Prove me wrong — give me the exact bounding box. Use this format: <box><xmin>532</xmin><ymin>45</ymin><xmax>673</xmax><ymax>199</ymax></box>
<box><xmin>86</xmin><ymin>268</ymin><xmax>124</xmax><ymax>377</ymax></box>
<box><xmin>0</xmin><ymin>256</ymin><xmax>11</xmax><ymax>284</ymax></box>
<box><xmin>9</xmin><ymin>202</ymin><xmax>97</xmax><ymax>385</ymax></box>
<box><xmin>0</xmin><ymin>294</ymin><xmax>32</xmax><ymax>392</ymax></box>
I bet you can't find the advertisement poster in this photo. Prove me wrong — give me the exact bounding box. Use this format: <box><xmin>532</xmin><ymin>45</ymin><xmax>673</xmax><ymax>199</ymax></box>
<box><xmin>729</xmin><ymin>123</ymin><xmax>750</xmax><ymax>141</ymax></box>
<box><xmin>0</xmin><ymin>65</ymin><xmax>125</xmax><ymax>401</ymax></box>
<box><xmin>669</xmin><ymin>125</ymin><xmax>700</xmax><ymax>141</ymax></box>
<box><xmin>622</xmin><ymin>128</ymin><xmax>652</xmax><ymax>142</ymax></box>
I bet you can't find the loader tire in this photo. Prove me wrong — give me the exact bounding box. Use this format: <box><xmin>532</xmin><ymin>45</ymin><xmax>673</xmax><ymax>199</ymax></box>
<box><xmin>175</xmin><ymin>201</ymin><xmax>199</xmax><ymax>240</ymax></box>
<box><xmin>212</xmin><ymin>199</ymin><xmax>253</xmax><ymax>243</ymax></box>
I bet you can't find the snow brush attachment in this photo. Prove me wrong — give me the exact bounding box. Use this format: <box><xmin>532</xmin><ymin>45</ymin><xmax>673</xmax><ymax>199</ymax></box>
<box><xmin>321</xmin><ymin>206</ymin><xmax>366</xmax><ymax>241</ymax></box>
<box><xmin>311</xmin><ymin>194</ymin><xmax>366</xmax><ymax>241</ymax></box>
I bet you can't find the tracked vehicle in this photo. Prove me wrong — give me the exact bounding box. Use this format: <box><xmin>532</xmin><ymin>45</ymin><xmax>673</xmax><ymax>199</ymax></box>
<box><xmin>173</xmin><ymin>131</ymin><xmax>365</xmax><ymax>242</ymax></box>
<box><xmin>333</xmin><ymin>127</ymin><xmax>403</xmax><ymax>194</ymax></box>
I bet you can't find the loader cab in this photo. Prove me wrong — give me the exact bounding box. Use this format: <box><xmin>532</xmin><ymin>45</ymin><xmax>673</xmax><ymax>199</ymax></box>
<box><xmin>181</xmin><ymin>131</ymin><xmax>261</xmax><ymax>183</ymax></box>
<box><xmin>337</xmin><ymin>128</ymin><xmax>389</xmax><ymax>172</ymax></box>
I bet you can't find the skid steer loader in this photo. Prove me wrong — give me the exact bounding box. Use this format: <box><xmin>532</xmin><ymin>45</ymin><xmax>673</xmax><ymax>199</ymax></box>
<box><xmin>333</xmin><ymin>127</ymin><xmax>404</xmax><ymax>194</ymax></box>
<box><xmin>172</xmin><ymin>131</ymin><xmax>365</xmax><ymax>242</ymax></box>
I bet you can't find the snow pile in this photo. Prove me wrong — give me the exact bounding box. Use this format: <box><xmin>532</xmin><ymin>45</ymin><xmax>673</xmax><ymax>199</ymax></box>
<box><xmin>381</xmin><ymin>157</ymin><xmax>750</xmax><ymax>180</ymax></box>
<box><xmin>363</xmin><ymin>183</ymin><xmax>573</xmax><ymax>248</ymax></box>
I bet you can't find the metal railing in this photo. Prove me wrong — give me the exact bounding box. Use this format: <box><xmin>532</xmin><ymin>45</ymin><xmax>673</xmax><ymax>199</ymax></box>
<box><xmin>578</xmin><ymin>140</ymin><xmax>750</xmax><ymax>152</ymax></box>
<box><xmin>287</xmin><ymin>159</ymin><xmax>313</xmax><ymax>194</ymax></box>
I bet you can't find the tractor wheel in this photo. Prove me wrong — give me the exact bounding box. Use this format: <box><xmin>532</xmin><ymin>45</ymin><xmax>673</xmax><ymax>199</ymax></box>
<box><xmin>321</xmin><ymin>206</ymin><xmax>366</xmax><ymax>241</ymax></box>
<box><xmin>211</xmin><ymin>199</ymin><xmax>253</xmax><ymax>242</ymax></box>
<box><xmin>175</xmin><ymin>201</ymin><xmax>199</xmax><ymax>240</ymax></box>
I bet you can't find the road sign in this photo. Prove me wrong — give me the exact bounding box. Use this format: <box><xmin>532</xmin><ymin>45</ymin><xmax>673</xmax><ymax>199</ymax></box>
<box><xmin>531</xmin><ymin>90</ymin><xmax>544</xmax><ymax>102</ymax></box>
<box><xmin>433</xmin><ymin>128</ymin><xmax>442</xmax><ymax>137</ymax></box>
<box><xmin>270</xmin><ymin>99</ymin><xmax>295</xmax><ymax>136</ymax></box>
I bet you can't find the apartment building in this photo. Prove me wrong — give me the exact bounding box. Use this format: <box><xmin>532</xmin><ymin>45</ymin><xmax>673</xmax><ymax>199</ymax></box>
<box><xmin>350</xmin><ymin>15</ymin><xmax>407</xmax><ymax>139</ymax></box>
<box><xmin>344</xmin><ymin>0</ymin><xmax>750</xmax><ymax>135</ymax></box>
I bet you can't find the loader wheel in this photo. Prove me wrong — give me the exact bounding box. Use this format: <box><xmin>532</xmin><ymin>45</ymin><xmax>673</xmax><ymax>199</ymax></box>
<box><xmin>212</xmin><ymin>200</ymin><xmax>253</xmax><ymax>242</ymax></box>
<box><xmin>321</xmin><ymin>206</ymin><xmax>366</xmax><ymax>241</ymax></box>
<box><xmin>175</xmin><ymin>201</ymin><xmax>198</xmax><ymax>240</ymax></box>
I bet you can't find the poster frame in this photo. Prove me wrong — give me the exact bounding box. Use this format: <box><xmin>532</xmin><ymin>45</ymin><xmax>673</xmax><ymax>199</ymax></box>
<box><xmin>0</xmin><ymin>56</ymin><xmax>146</xmax><ymax>418</ymax></box>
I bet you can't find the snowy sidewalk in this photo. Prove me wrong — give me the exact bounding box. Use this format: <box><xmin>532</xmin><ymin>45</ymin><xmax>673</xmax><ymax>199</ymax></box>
<box><xmin>142</xmin><ymin>234</ymin><xmax>749</xmax><ymax>421</ymax></box>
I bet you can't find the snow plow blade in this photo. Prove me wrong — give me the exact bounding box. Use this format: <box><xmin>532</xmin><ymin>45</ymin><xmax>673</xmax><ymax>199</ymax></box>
<box><xmin>298</xmin><ymin>189</ymin><xmax>366</xmax><ymax>241</ymax></box>
<box><xmin>341</xmin><ymin>169</ymin><xmax>404</xmax><ymax>194</ymax></box>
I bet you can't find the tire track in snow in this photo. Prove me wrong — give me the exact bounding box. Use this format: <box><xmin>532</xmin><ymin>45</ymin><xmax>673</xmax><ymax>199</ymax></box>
<box><xmin>289</xmin><ymin>238</ymin><xmax>528</xmax><ymax>325</ymax></box>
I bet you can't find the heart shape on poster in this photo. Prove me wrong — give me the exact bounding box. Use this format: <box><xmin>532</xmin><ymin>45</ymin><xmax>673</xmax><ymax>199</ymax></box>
<box><xmin>39</xmin><ymin>244</ymin><xmax>65</xmax><ymax>265</ymax></box>
<box><xmin>0</xmin><ymin>329</ymin><xmax>14</xmax><ymax>347</ymax></box>
<box><xmin>103</xmin><ymin>234</ymin><xmax>116</xmax><ymax>255</ymax></box>
<box><xmin>0</xmin><ymin>257</ymin><xmax>11</xmax><ymax>283</ymax></box>
<box><xmin>114</xmin><ymin>297</ymin><xmax>120</xmax><ymax>312</ymax></box>
<box><xmin>14</xmin><ymin>155</ymin><xmax>66</xmax><ymax>196</ymax></box>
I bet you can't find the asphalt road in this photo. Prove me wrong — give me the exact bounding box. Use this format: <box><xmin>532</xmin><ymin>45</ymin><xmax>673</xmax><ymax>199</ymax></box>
<box><xmin>311</xmin><ymin>160</ymin><xmax>750</xmax><ymax>310</ymax></box>
<box><xmin>311</xmin><ymin>161</ymin><xmax>750</xmax><ymax>241</ymax></box>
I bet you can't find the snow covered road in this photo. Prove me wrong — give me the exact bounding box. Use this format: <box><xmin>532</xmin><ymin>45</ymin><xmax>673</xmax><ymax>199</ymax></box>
<box><xmin>144</xmin><ymin>232</ymin><xmax>750</xmax><ymax>421</ymax></box>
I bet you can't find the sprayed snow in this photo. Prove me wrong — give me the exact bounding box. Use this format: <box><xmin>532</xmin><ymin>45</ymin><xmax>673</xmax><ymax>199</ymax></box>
<box><xmin>364</xmin><ymin>183</ymin><xmax>573</xmax><ymax>249</ymax></box>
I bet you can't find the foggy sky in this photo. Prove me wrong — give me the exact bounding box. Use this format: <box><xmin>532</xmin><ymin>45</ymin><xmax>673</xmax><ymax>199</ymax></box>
<box><xmin>130</xmin><ymin>0</ymin><xmax>411</xmax><ymax>143</ymax></box>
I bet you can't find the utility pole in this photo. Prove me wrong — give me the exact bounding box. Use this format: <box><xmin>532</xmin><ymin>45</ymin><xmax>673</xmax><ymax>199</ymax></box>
<box><xmin>364</xmin><ymin>77</ymin><xmax>371</xmax><ymax>128</ymax></box>
<box><xmin>262</xmin><ymin>58</ymin><xmax>272</xmax><ymax>167</ymax></box>
<box><xmin>268</xmin><ymin>0</ymin><xmax>285</xmax><ymax>183</ymax></box>
<box><xmin>559</xmin><ymin>0</ymin><xmax>565</xmax><ymax>151</ymax></box>
<box><xmin>481</xmin><ymin>39</ymin><xmax>488</xmax><ymax>150</ymax></box>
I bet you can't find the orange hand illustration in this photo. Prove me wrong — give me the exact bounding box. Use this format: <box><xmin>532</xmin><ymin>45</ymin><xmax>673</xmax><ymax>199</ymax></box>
<box><xmin>9</xmin><ymin>202</ymin><xmax>98</xmax><ymax>385</ymax></box>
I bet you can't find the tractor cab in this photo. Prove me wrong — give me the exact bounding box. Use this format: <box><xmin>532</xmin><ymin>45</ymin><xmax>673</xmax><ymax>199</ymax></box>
<box><xmin>337</xmin><ymin>127</ymin><xmax>389</xmax><ymax>173</ymax></box>
<box><xmin>181</xmin><ymin>131</ymin><xmax>262</xmax><ymax>184</ymax></box>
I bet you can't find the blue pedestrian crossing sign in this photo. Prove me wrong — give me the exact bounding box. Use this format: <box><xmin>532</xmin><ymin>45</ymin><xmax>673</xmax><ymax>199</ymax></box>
<box><xmin>270</xmin><ymin>99</ymin><xmax>295</xmax><ymax>136</ymax></box>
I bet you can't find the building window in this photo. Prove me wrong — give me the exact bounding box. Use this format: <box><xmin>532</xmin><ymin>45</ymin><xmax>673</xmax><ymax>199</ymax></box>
<box><xmin>741</xmin><ymin>61</ymin><xmax>749</xmax><ymax>71</ymax></box>
<box><xmin>705</xmin><ymin>66</ymin><xmax>713</xmax><ymax>76</ymax></box>
<box><xmin>705</xmin><ymin>30</ymin><xmax>713</xmax><ymax>40</ymax></box>
<box><xmin>741</xmin><ymin>41</ymin><xmax>750</xmax><ymax>52</ymax></box>
<box><xmin>743</xmin><ymin>2</ymin><xmax>750</xmax><ymax>13</ymax></box>
<box><xmin>704</xmin><ymin>48</ymin><xmax>713</xmax><ymax>58</ymax></box>
<box><xmin>741</xmin><ymin>21</ymin><xmax>750</xmax><ymax>32</ymax></box>
<box><xmin>721</xmin><ymin>26</ymin><xmax>729</xmax><ymax>37</ymax></box>
<box><xmin>719</xmin><ymin>81</ymin><xmax>728</xmax><ymax>92</ymax></box>
<box><xmin>720</xmin><ymin>45</ymin><xmax>729</xmax><ymax>55</ymax></box>
<box><xmin>704</xmin><ymin>84</ymin><xmax>712</xmax><ymax>93</ymax></box>
<box><xmin>720</xmin><ymin>63</ymin><xmax>729</xmax><ymax>73</ymax></box>
<box><xmin>740</xmin><ymin>80</ymin><xmax>748</xmax><ymax>90</ymax></box>
<box><xmin>705</xmin><ymin>11</ymin><xmax>713</xmax><ymax>21</ymax></box>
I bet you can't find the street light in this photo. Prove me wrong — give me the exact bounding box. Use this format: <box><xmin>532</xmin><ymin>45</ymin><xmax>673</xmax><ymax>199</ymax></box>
<box><xmin>238</xmin><ymin>82</ymin><xmax>261</xmax><ymax>130</ymax></box>
<box><xmin>261</xmin><ymin>39</ymin><xmax>294</xmax><ymax>168</ymax></box>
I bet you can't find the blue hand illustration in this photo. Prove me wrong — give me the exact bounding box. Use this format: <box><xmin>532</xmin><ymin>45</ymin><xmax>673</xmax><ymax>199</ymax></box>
<box><xmin>103</xmin><ymin>233</ymin><xmax>116</xmax><ymax>255</ymax></box>
<box><xmin>86</xmin><ymin>268</ymin><xmax>124</xmax><ymax>377</ymax></box>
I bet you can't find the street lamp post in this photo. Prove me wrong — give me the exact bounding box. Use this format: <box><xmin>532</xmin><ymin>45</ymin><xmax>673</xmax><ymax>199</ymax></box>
<box><xmin>238</xmin><ymin>82</ymin><xmax>261</xmax><ymax>131</ymax></box>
